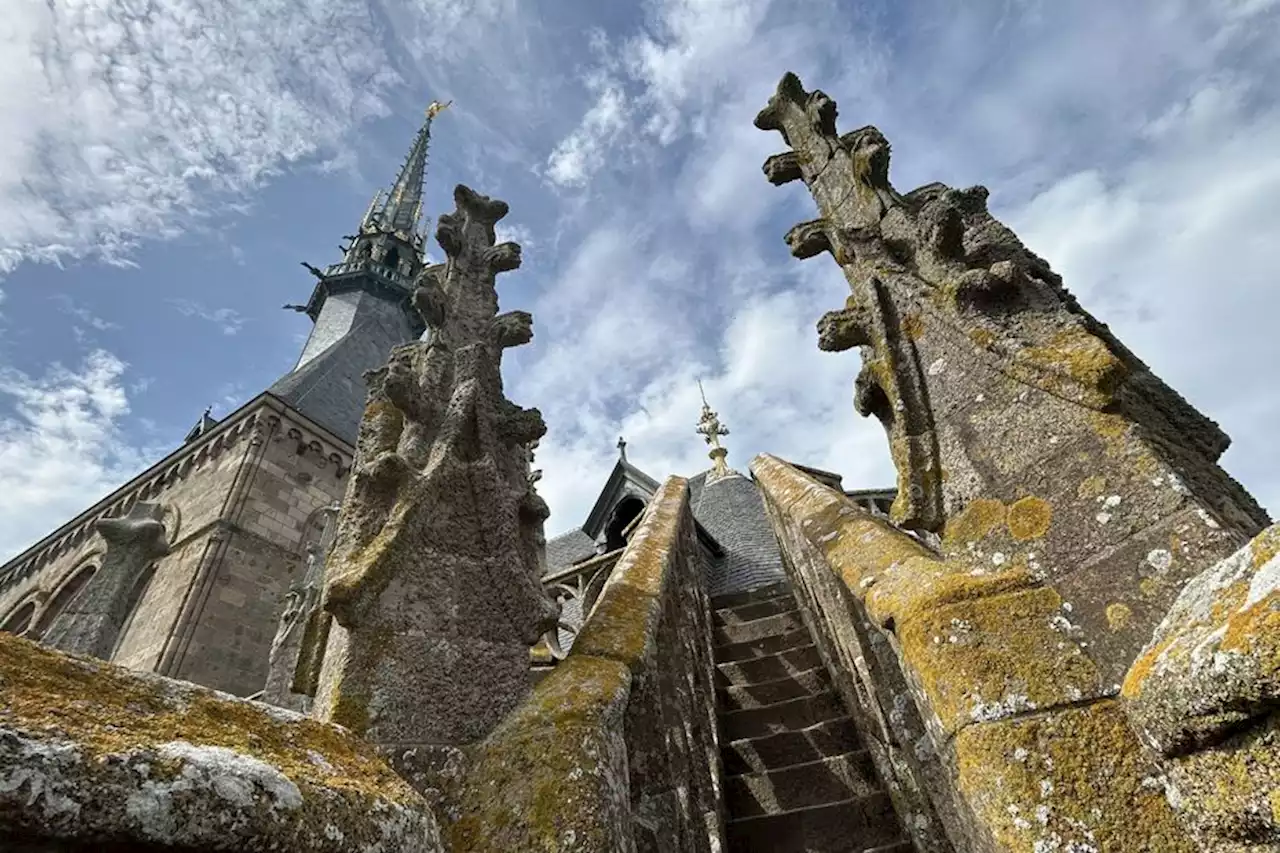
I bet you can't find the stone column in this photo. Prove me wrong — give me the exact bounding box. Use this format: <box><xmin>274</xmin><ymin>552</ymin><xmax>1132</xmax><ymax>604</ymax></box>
<box><xmin>44</xmin><ymin>503</ymin><xmax>169</xmax><ymax>660</ymax></box>
<box><xmin>312</xmin><ymin>184</ymin><xmax>558</xmax><ymax>800</ymax></box>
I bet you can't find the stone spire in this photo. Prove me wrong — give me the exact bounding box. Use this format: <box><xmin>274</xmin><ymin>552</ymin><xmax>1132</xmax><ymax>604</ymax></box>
<box><xmin>696</xmin><ymin>379</ymin><xmax>731</xmax><ymax>477</ymax></box>
<box><xmin>363</xmin><ymin>100</ymin><xmax>451</xmax><ymax>242</ymax></box>
<box><xmin>271</xmin><ymin>101</ymin><xmax>452</xmax><ymax>442</ymax></box>
<box><xmin>312</xmin><ymin>183</ymin><xmax>557</xmax><ymax>797</ymax></box>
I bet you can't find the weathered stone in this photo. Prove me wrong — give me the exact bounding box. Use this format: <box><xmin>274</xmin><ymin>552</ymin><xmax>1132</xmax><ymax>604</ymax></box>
<box><xmin>755</xmin><ymin>71</ymin><xmax>1267</xmax><ymax>691</ymax></box>
<box><xmin>751</xmin><ymin>453</ymin><xmax>1196</xmax><ymax>853</ymax></box>
<box><xmin>312</xmin><ymin>184</ymin><xmax>558</xmax><ymax>802</ymax></box>
<box><xmin>1122</xmin><ymin>524</ymin><xmax>1280</xmax><ymax>848</ymax></box>
<box><xmin>43</xmin><ymin>503</ymin><xmax>170</xmax><ymax>661</ymax></box>
<box><xmin>453</xmin><ymin>476</ymin><xmax>724</xmax><ymax>853</ymax></box>
<box><xmin>0</xmin><ymin>632</ymin><xmax>441</xmax><ymax>851</ymax></box>
<box><xmin>955</xmin><ymin>701</ymin><xmax>1194</xmax><ymax>853</ymax></box>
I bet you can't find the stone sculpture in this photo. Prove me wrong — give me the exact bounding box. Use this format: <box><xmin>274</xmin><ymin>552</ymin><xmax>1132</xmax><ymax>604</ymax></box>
<box><xmin>312</xmin><ymin>184</ymin><xmax>558</xmax><ymax>798</ymax></box>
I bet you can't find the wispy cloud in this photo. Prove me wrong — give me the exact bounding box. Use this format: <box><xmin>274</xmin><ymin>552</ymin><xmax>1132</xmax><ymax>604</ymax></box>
<box><xmin>0</xmin><ymin>350</ymin><xmax>156</xmax><ymax>560</ymax></box>
<box><xmin>51</xmin><ymin>294</ymin><xmax>119</xmax><ymax>333</ymax></box>
<box><xmin>168</xmin><ymin>299</ymin><xmax>247</xmax><ymax>336</ymax></box>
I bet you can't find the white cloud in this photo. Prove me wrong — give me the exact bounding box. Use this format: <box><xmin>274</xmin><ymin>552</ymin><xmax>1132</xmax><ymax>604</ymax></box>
<box><xmin>0</xmin><ymin>0</ymin><xmax>400</xmax><ymax>275</ymax></box>
<box><xmin>0</xmin><ymin>350</ymin><xmax>154</xmax><ymax>560</ymax></box>
<box><xmin>545</xmin><ymin>84</ymin><xmax>630</xmax><ymax>187</ymax></box>
<box><xmin>168</xmin><ymin>298</ymin><xmax>247</xmax><ymax>336</ymax></box>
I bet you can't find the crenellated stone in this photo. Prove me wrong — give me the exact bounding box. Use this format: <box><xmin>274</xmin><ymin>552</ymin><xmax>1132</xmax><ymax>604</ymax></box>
<box><xmin>312</xmin><ymin>184</ymin><xmax>558</xmax><ymax>806</ymax></box>
<box><xmin>43</xmin><ymin>503</ymin><xmax>170</xmax><ymax>661</ymax></box>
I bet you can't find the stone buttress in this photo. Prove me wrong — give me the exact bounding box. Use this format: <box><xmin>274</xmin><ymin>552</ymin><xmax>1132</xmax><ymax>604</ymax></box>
<box><xmin>310</xmin><ymin>184</ymin><xmax>558</xmax><ymax>800</ymax></box>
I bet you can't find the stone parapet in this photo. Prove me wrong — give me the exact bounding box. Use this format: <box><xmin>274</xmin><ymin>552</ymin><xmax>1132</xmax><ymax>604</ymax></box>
<box><xmin>0</xmin><ymin>632</ymin><xmax>441</xmax><ymax>851</ymax></box>
<box><xmin>451</xmin><ymin>475</ymin><xmax>724</xmax><ymax>852</ymax></box>
<box><xmin>752</xmin><ymin>453</ymin><xmax>1194</xmax><ymax>853</ymax></box>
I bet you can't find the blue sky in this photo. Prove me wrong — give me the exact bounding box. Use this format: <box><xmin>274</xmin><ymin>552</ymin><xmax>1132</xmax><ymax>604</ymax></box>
<box><xmin>1</xmin><ymin>0</ymin><xmax>1278</xmax><ymax>559</ymax></box>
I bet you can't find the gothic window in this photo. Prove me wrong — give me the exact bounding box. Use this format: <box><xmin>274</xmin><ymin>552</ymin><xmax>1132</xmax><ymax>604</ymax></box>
<box><xmin>384</xmin><ymin>247</ymin><xmax>400</xmax><ymax>271</ymax></box>
<box><xmin>110</xmin><ymin>562</ymin><xmax>159</xmax><ymax>660</ymax></box>
<box><xmin>0</xmin><ymin>601</ymin><xmax>37</xmax><ymax>636</ymax></box>
<box><xmin>30</xmin><ymin>563</ymin><xmax>97</xmax><ymax>640</ymax></box>
<box><xmin>604</xmin><ymin>496</ymin><xmax>646</xmax><ymax>552</ymax></box>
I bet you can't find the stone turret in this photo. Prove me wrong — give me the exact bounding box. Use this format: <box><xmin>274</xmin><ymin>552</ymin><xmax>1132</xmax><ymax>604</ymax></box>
<box><xmin>311</xmin><ymin>183</ymin><xmax>558</xmax><ymax>799</ymax></box>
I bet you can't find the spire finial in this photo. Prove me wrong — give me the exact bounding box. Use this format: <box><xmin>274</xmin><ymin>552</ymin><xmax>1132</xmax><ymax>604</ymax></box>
<box><xmin>368</xmin><ymin>98</ymin><xmax>450</xmax><ymax>240</ymax></box>
<box><xmin>617</xmin><ymin>435</ymin><xmax>627</xmax><ymax>461</ymax></box>
<box><xmin>695</xmin><ymin>379</ymin><xmax>731</xmax><ymax>476</ymax></box>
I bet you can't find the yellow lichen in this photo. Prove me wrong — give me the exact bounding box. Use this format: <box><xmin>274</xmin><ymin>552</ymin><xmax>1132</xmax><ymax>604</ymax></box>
<box><xmin>865</xmin><ymin>555</ymin><xmax>1033</xmax><ymax>632</ymax></box>
<box><xmin>1252</xmin><ymin>524</ymin><xmax>1280</xmax><ymax>570</ymax></box>
<box><xmin>955</xmin><ymin>700</ymin><xmax>1195</xmax><ymax>852</ymax></box>
<box><xmin>903</xmin><ymin>312</ymin><xmax>925</xmax><ymax>341</ymax></box>
<box><xmin>1139</xmin><ymin>577</ymin><xmax>1162</xmax><ymax>599</ymax></box>
<box><xmin>1019</xmin><ymin>326</ymin><xmax>1127</xmax><ymax>407</ymax></box>
<box><xmin>1077</xmin><ymin>474</ymin><xmax>1106</xmax><ymax>500</ymax></box>
<box><xmin>944</xmin><ymin>498</ymin><xmax>1007</xmax><ymax>545</ymax></box>
<box><xmin>1106</xmin><ymin>602</ymin><xmax>1133</xmax><ymax>632</ymax></box>
<box><xmin>969</xmin><ymin>327</ymin><xmax>996</xmax><ymax>348</ymax></box>
<box><xmin>1007</xmin><ymin>496</ymin><xmax>1052</xmax><ymax>541</ymax></box>
<box><xmin>897</xmin><ymin>587</ymin><xmax>1102</xmax><ymax>734</ymax></box>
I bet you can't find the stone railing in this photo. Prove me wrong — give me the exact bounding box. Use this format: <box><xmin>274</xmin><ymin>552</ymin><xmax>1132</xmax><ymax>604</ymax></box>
<box><xmin>750</xmin><ymin>453</ymin><xmax>1196</xmax><ymax>853</ymax></box>
<box><xmin>324</xmin><ymin>258</ymin><xmax>412</xmax><ymax>289</ymax></box>
<box><xmin>453</xmin><ymin>476</ymin><xmax>724</xmax><ymax>852</ymax></box>
<box><xmin>535</xmin><ymin>548</ymin><xmax>625</xmax><ymax>663</ymax></box>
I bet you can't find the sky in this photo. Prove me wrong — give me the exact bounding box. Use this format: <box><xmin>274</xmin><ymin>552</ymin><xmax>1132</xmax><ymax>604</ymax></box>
<box><xmin>0</xmin><ymin>0</ymin><xmax>1277</xmax><ymax>559</ymax></box>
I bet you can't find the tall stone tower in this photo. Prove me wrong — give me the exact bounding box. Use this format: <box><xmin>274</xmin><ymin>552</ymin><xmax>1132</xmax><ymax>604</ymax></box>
<box><xmin>0</xmin><ymin>107</ymin><xmax>446</xmax><ymax>699</ymax></box>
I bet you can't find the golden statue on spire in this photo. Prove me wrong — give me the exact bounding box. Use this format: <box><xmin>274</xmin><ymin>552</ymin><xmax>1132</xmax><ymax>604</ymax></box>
<box><xmin>426</xmin><ymin>99</ymin><xmax>453</xmax><ymax>119</ymax></box>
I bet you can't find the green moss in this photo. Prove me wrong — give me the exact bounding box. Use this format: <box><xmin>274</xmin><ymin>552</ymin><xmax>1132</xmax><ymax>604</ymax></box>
<box><xmin>0</xmin><ymin>633</ymin><xmax>419</xmax><ymax>805</ymax></box>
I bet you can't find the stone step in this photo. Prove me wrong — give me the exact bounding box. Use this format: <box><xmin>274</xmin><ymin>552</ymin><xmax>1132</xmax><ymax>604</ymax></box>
<box><xmin>726</xmin><ymin>751</ymin><xmax>883</xmax><ymax>818</ymax></box>
<box><xmin>710</xmin><ymin>583</ymin><xmax>792</xmax><ymax>611</ymax></box>
<box><xmin>725</xmin><ymin>793</ymin><xmax>901</xmax><ymax>853</ymax></box>
<box><xmin>715</xmin><ymin>627</ymin><xmax>813</xmax><ymax>663</ymax></box>
<box><xmin>717</xmin><ymin>666</ymin><xmax>830</xmax><ymax>711</ymax></box>
<box><xmin>722</xmin><ymin>717</ymin><xmax>863</xmax><ymax>775</ymax></box>
<box><xmin>716</xmin><ymin>643</ymin><xmax>823</xmax><ymax>688</ymax></box>
<box><xmin>720</xmin><ymin>690</ymin><xmax>845</xmax><ymax>742</ymax></box>
<box><xmin>714</xmin><ymin>608</ymin><xmax>805</xmax><ymax>646</ymax></box>
<box><xmin>714</xmin><ymin>594</ymin><xmax>798</xmax><ymax>626</ymax></box>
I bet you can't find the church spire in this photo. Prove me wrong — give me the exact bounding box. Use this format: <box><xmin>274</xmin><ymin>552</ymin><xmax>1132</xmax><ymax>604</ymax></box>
<box><xmin>363</xmin><ymin>100</ymin><xmax>451</xmax><ymax>242</ymax></box>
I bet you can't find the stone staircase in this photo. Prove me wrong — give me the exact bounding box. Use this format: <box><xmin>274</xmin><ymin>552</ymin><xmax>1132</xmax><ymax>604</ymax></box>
<box><xmin>713</xmin><ymin>583</ymin><xmax>911</xmax><ymax>853</ymax></box>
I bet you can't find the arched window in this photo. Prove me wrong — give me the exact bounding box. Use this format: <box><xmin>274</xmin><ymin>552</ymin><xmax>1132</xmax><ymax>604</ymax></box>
<box><xmin>0</xmin><ymin>601</ymin><xmax>37</xmax><ymax>636</ymax></box>
<box><xmin>31</xmin><ymin>564</ymin><xmax>97</xmax><ymax>640</ymax></box>
<box><xmin>604</xmin><ymin>496</ymin><xmax>646</xmax><ymax>552</ymax></box>
<box><xmin>384</xmin><ymin>247</ymin><xmax>400</xmax><ymax>271</ymax></box>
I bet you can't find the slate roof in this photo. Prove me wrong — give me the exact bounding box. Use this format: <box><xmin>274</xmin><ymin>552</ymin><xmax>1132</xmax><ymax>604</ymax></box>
<box><xmin>268</xmin><ymin>295</ymin><xmax>418</xmax><ymax>445</ymax></box>
<box><xmin>546</xmin><ymin>529</ymin><xmax>598</xmax><ymax>571</ymax></box>
<box><xmin>689</xmin><ymin>470</ymin><xmax>788</xmax><ymax>597</ymax></box>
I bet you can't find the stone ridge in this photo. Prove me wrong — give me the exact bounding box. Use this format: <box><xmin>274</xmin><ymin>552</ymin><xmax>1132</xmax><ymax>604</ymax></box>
<box><xmin>452</xmin><ymin>475</ymin><xmax>725</xmax><ymax>852</ymax></box>
<box><xmin>751</xmin><ymin>452</ymin><xmax>1194</xmax><ymax>853</ymax></box>
<box><xmin>0</xmin><ymin>632</ymin><xmax>441</xmax><ymax>851</ymax></box>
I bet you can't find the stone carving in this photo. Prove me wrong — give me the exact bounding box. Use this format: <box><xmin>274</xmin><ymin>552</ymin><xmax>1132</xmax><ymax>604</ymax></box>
<box><xmin>755</xmin><ymin>72</ymin><xmax>1267</xmax><ymax>537</ymax></box>
<box><xmin>43</xmin><ymin>503</ymin><xmax>169</xmax><ymax>660</ymax></box>
<box><xmin>313</xmin><ymin>184</ymin><xmax>558</xmax><ymax>792</ymax></box>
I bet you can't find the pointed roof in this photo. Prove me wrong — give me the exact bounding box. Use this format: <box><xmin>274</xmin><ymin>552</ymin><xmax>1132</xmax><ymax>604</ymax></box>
<box><xmin>366</xmin><ymin>100</ymin><xmax>450</xmax><ymax>240</ymax></box>
<box><xmin>183</xmin><ymin>407</ymin><xmax>218</xmax><ymax>443</ymax></box>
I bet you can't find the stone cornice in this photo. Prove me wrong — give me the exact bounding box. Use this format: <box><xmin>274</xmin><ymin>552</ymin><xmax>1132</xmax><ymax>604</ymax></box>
<box><xmin>0</xmin><ymin>394</ymin><xmax>355</xmax><ymax>589</ymax></box>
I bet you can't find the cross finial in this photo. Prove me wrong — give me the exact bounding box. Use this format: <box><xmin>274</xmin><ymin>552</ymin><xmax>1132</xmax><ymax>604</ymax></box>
<box><xmin>617</xmin><ymin>436</ymin><xmax>627</xmax><ymax>461</ymax></box>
